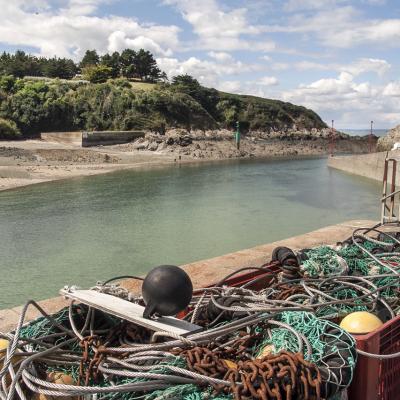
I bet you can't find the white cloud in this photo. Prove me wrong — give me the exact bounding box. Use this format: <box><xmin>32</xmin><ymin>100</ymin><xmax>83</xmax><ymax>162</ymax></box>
<box><xmin>164</xmin><ymin>0</ymin><xmax>275</xmax><ymax>51</ymax></box>
<box><xmin>281</xmin><ymin>72</ymin><xmax>400</xmax><ymax>128</ymax></box>
<box><xmin>329</xmin><ymin>19</ymin><xmax>400</xmax><ymax>48</ymax></box>
<box><xmin>270</xmin><ymin>62</ymin><xmax>290</xmax><ymax>71</ymax></box>
<box><xmin>157</xmin><ymin>55</ymin><xmax>262</xmax><ymax>87</ymax></box>
<box><xmin>284</xmin><ymin>0</ymin><xmax>349</xmax><ymax>12</ymax></box>
<box><xmin>363</xmin><ymin>0</ymin><xmax>386</xmax><ymax>5</ymax></box>
<box><xmin>290</xmin><ymin>58</ymin><xmax>391</xmax><ymax>77</ymax></box>
<box><xmin>265</xmin><ymin>5</ymin><xmax>400</xmax><ymax>49</ymax></box>
<box><xmin>216</xmin><ymin>80</ymin><xmax>279</xmax><ymax>99</ymax></box>
<box><xmin>342</xmin><ymin>58</ymin><xmax>390</xmax><ymax>77</ymax></box>
<box><xmin>294</xmin><ymin>61</ymin><xmax>331</xmax><ymax>71</ymax></box>
<box><xmin>258</xmin><ymin>76</ymin><xmax>279</xmax><ymax>86</ymax></box>
<box><xmin>108</xmin><ymin>32</ymin><xmax>173</xmax><ymax>57</ymax></box>
<box><xmin>217</xmin><ymin>80</ymin><xmax>243</xmax><ymax>93</ymax></box>
<box><xmin>61</xmin><ymin>0</ymin><xmax>111</xmax><ymax>17</ymax></box>
<box><xmin>383</xmin><ymin>82</ymin><xmax>400</xmax><ymax>97</ymax></box>
<box><xmin>0</xmin><ymin>0</ymin><xmax>180</xmax><ymax>59</ymax></box>
<box><xmin>207</xmin><ymin>51</ymin><xmax>234</xmax><ymax>63</ymax></box>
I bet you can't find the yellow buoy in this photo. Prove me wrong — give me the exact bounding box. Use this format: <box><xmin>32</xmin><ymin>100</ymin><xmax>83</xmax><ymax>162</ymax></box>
<box><xmin>340</xmin><ymin>311</ymin><xmax>383</xmax><ymax>335</ymax></box>
<box><xmin>32</xmin><ymin>372</ymin><xmax>78</xmax><ymax>400</ymax></box>
<box><xmin>0</xmin><ymin>339</ymin><xmax>9</xmax><ymax>350</ymax></box>
<box><xmin>256</xmin><ymin>344</ymin><xmax>275</xmax><ymax>359</ymax></box>
<box><xmin>222</xmin><ymin>359</ymin><xmax>238</xmax><ymax>370</ymax></box>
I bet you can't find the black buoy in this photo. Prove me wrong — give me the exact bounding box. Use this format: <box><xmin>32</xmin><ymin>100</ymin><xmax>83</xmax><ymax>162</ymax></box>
<box><xmin>142</xmin><ymin>265</ymin><xmax>193</xmax><ymax>319</ymax></box>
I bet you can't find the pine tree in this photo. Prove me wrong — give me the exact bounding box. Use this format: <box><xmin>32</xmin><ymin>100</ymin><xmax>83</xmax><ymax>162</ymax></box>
<box><xmin>79</xmin><ymin>50</ymin><xmax>99</xmax><ymax>69</ymax></box>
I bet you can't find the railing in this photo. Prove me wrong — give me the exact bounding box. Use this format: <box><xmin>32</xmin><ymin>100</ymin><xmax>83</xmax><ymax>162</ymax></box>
<box><xmin>381</xmin><ymin>153</ymin><xmax>400</xmax><ymax>223</ymax></box>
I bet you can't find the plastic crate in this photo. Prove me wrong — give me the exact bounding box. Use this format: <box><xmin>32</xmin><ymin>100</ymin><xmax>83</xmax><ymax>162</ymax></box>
<box><xmin>348</xmin><ymin>315</ymin><xmax>400</xmax><ymax>400</ymax></box>
<box><xmin>210</xmin><ymin>268</ymin><xmax>400</xmax><ymax>400</ymax></box>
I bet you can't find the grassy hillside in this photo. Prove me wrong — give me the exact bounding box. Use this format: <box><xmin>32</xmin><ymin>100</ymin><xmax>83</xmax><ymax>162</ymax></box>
<box><xmin>0</xmin><ymin>75</ymin><xmax>326</xmax><ymax>138</ymax></box>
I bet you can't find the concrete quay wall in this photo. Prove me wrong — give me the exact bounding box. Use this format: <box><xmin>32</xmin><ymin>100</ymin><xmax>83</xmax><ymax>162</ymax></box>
<box><xmin>41</xmin><ymin>131</ymin><xmax>145</xmax><ymax>147</ymax></box>
<box><xmin>0</xmin><ymin>219</ymin><xmax>375</xmax><ymax>333</ymax></box>
<box><xmin>41</xmin><ymin>131</ymin><xmax>82</xmax><ymax>145</ymax></box>
<box><xmin>82</xmin><ymin>131</ymin><xmax>144</xmax><ymax>147</ymax></box>
<box><xmin>328</xmin><ymin>151</ymin><xmax>400</xmax><ymax>185</ymax></box>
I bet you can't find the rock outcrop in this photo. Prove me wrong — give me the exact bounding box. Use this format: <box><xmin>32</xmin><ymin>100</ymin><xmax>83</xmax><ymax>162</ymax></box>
<box><xmin>377</xmin><ymin>125</ymin><xmax>400</xmax><ymax>151</ymax></box>
<box><xmin>113</xmin><ymin>128</ymin><xmax>375</xmax><ymax>160</ymax></box>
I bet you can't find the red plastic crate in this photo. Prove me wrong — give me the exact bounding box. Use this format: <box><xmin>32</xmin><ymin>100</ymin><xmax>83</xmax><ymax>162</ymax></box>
<box><xmin>349</xmin><ymin>315</ymin><xmax>400</xmax><ymax>400</ymax></box>
<box><xmin>205</xmin><ymin>267</ymin><xmax>400</xmax><ymax>400</ymax></box>
<box><xmin>208</xmin><ymin>264</ymin><xmax>280</xmax><ymax>291</ymax></box>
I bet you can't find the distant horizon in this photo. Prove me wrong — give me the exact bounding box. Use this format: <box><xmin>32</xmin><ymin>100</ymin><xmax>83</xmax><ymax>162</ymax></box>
<box><xmin>340</xmin><ymin>127</ymin><xmax>389</xmax><ymax>133</ymax></box>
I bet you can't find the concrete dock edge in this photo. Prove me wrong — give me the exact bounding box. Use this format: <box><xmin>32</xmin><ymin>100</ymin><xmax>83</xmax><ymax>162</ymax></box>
<box><xmin>0</xmin><ymin>219</ymin><xmax>375</xmax><ymax>332</ymax></box>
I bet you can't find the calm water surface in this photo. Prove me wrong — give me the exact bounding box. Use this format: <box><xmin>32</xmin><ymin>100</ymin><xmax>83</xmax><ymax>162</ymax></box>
<box><xmin>0</xmin><ymin>157</ymin><xmax>380</xmax><ymax>308</ymax></box>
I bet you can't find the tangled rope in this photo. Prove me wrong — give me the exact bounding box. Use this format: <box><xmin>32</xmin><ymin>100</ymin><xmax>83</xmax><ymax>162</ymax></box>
<box><xmin>2</xmin><ymin>221</ymin><xmax>400</xmax><ymax>399</ymax></box>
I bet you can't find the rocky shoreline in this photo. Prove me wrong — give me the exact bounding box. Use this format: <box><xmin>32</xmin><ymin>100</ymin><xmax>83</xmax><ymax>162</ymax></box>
<box><xmin>115</xmin><ymin>128</ymin><xmax>375</xmax><ymax>159</ymax></box>
<box><xmin>377</xmin><ymin>124</ymin><xmax>400</xmax><ymax>151</ymax></box>
<box><xmin>0</xmin><ymin>129</ymin><xmax>375</xmax><ymax>192</ymax></box>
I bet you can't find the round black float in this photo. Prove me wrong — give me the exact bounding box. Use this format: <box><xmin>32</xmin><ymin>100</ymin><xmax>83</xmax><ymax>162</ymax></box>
<box><xmin>142</xmin><ymin>265</ymin><xmax>193</xmax><ymax>318</ymax></box>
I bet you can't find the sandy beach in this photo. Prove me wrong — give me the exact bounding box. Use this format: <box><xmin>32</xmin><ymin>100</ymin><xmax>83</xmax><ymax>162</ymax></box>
<box><xmin>0</xmin><ymin>139</ymin><xmax>179</xmax><ymax>192</ymax></box>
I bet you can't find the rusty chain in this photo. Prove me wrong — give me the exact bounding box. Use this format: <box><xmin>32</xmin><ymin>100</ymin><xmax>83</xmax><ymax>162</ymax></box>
<box><xmin>175</xmin><ymin>346</ymin><xmax>321</xmax><ymax>400</ymax></box>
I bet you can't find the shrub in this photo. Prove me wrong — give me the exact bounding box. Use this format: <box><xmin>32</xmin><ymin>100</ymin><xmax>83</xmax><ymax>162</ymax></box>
<box><xmin>82</xmin><ymin>65</ymin><xmax>113</xmax><ymax>83</ymax></box>
<box><xmin>0</xmin><ymin>76</ymin><xmax>326</xmax><ymax>138</ymax></box>
<box><xmin>0</xmin><ymin>75</ymin><xmax>16</xmax><ymax>92</ymax></box>
<box><xmin>0</xmin><ymin>118</ymin><xmax>21</xmax><ymax>139</ymax></box>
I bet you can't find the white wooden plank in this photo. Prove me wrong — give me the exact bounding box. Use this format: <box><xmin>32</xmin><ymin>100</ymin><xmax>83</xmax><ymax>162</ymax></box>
<box><xmin>60</xmin><ymin>289</ymin><xmax>202</xmax><ymax>336</ymax></box>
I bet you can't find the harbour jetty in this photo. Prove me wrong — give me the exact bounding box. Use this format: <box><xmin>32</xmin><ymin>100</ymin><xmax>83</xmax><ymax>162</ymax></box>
<box><xmin>328</xmin><ymin>151</ymin><xmax>398</xmax><ymax>183</ymax></box>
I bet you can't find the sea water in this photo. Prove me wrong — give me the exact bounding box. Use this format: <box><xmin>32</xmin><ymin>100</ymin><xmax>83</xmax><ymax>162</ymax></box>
<box><xmin>0</xmin><ymin>157</ymin><xmax>381</xmax><ymax>308</ymax></box>
<box><xmin>341</xmin><ymin>128</ymin><xmax>388</xmax><ymax>137</ymax></box>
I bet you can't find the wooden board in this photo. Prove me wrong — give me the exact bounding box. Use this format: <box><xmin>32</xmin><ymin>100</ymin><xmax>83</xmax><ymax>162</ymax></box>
<box><xmin>60</xmin><ymin>288</ymin><xmax>202</xmax><ymax>336</ymax></box>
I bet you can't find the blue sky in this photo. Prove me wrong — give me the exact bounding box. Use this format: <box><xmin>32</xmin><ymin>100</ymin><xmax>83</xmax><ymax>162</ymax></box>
<box><xmin>1</xmin><ymin>0</ymin><xmax>400</xmax><ymax>128</ymax></box>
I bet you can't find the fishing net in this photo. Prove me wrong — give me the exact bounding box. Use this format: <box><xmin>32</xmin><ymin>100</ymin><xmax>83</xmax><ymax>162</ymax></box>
<box><xmin>253</xmin><ymin>312</ymin><xmax>356</xmax><ymax>398</ymax></box>
<box><xmin>2</xmin><ymin>223</ymin><xmax>399</xmax><ymax>400</ymax></box>
<box><xmin>2</xmin><ymin>301</ymin><xmax>356</xmax><ymax>400</ymax></box>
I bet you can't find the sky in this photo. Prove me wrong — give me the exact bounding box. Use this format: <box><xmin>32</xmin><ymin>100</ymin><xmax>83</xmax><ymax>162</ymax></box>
<box><xmin>0</xmin><ymin>0</ymin><xmax>400</xmax><ymax>129</ymax></box>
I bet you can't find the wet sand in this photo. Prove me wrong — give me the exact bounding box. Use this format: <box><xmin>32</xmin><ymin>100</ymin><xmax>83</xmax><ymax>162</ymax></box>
<box><xmin>0</xmin><ymin>140</ymin><xmax>177</xmax><ymax>191</ymax></box>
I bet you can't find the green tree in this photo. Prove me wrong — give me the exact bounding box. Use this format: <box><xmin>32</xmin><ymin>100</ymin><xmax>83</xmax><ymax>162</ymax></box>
<box><xmin>82</xmin><ymin>65</ymin><xmax>113</xmax><ymax>83</ymax></box>
<box><xmin>120</xmin><ymin>49</ymin><xmax>137</xmax><ymax>78</ymax></box>
<box><xmin>80</xmin><ymin>50</ymin><xmax>99</xmax><ymax>69</ymax></box>
<box><xmin>134</xmin><ymin>49</ymin><xmax>161</xmax><ymax>81</ymax></box>
<box><xmin>0</xmin><ymin>52</ymin><xmax>12</xmax><ymax>75</ymax></box>
<box><xmin>41</xmin><ymin>57</ymin><xmax>77</xmax><ymax>79</ymax></box>
<box><xmin>172</xmin><ymin>74</ymin><xmax>219</xmax><ymax>119</ymax></box>
<box><xmin>100</xmin><ymin>52</ymin><xmax>121</xmax><ymax>78</ymax></box>
<box><xmin>1</xmin><ymin>51</ymin><xmax>42</xmax><ymax>78</ymax></box>
<box><xmin>172</xmin><ymin>74</ymin><xmax>201</xmax><ymax>88</ymax></box>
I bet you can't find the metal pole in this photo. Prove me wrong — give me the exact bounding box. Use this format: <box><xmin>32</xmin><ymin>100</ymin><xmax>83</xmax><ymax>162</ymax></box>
<box><xmin>235</xmin><ymin>121</ymin><xmax>240</xmax><ymax>150</ymax></box>
<box><xmin>369</xmin><ymin>120</ymin><xmax>374</xmax><ymax>153</ymax></box>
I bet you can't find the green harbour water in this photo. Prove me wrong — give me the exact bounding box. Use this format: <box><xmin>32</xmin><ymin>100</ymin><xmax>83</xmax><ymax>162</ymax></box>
<box><xmin>0</xmin><ymin>157</ymin><xmax>381</xmax><ymax>309</ymax></box>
